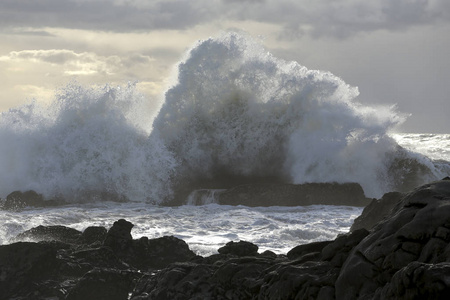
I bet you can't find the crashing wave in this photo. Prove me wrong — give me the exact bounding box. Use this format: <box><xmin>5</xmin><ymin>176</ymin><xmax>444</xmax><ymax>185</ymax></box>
<box><xmin>0</xmin><ymin>32</ymin><xmax>446</xmax><ymax>203</ymax></box>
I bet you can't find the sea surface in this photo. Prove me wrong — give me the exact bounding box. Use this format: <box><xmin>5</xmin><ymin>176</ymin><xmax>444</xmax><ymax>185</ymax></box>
<box><xmin>0</xmin><ymin>133</ymin><xmax>447</xmax><ymax>256</ymax></box>
<box><xmin>1</xmin><ymin>32</ymin><xmax>449</xmax><ymax>255</ymax></box>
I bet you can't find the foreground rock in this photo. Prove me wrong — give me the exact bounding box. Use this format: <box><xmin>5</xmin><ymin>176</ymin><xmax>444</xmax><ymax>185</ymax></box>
<box><xmin>1</xmin><ymin>179</ymin><xmax>449</xmax><ymax>299</ymax></box>
<box><xmin>336</xmin><ymin>179</ymin><xmax>450</xmax><ymax>299</ymax></box>
<box><xmin>0</xmin><ymin>219</ymin><xmax>196</xmax><ymax>299</ymax></box>
<box><xmin>350</xmin><ymin>191</ymin><xmax>404</xmax><ymax>231</ymax></box>
<box><xmin>131</xmin><ymin>179</ymin><xmax>450</xmax><ymax>299</ymax></box>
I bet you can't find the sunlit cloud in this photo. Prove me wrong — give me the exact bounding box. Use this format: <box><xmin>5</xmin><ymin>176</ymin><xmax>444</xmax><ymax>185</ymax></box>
<box><xmin>0</xmin><ymin>49</ymin><xmax>155</xmax><ymax>76</ymax></box>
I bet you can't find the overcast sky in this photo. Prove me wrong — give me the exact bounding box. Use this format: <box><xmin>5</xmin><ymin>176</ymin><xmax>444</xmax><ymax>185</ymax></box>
<box><xmin>1</xmin><ymin>0</ymin><xmax>449</xmax><ymax>133</ymax></box>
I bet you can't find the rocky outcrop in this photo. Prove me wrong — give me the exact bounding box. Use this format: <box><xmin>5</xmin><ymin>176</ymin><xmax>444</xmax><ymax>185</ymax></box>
<box><xmin>131</xmin><ymin>179</ymin><xmax>450</xmax><ymax>300</ymax></box>
<box><xmin>13</xmin><ymin>225</ymin><xmax>83</xmax><ymax>244</ymax></box>
<box><xmin>103</xmin><ymin>219</ymin><xmax>197</xmax><ymax>271</ymax></box>
<box><xmin>350</xmin><ymin>191</ymin><xmax>403</xmax><ymax>231</ymax></box>
<box><xmin>335</xmin><ymin>178</ymin><xmax>450</xmax><ymax>299</ymax></box>
<box><xmin>0</xmin><ymin>190</ymin><xmax>62</xmax><ymax>211</ymax></box>
<box><xmin>217</xmin><ymin>182</ymin><xmax>370</xmax><ymax>207</ymax></box>
<box><xmin>0</xmin><ymin>242</ymin><xmax>60</xmax><ymax>298</ymax></box>
<box><xmin>1</xmin><ymin>179</ymin><xmax>450</xmax><ymax>299</ymax></box>
<box><xmin>218</xmin><ymin>240</ymin><xmax>259</xmax><ymax>257</ymax></box>
<box><xmin>0</xmin><ymin>219</ymin><xmax>197</xmax><ymax>300</ymax></box>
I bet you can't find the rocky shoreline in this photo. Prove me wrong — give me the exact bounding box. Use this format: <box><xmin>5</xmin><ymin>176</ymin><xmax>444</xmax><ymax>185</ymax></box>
<box><xmin>1</xmin><ymin>178</ymin><xmax>450</xmax><ymax>299</ymax></box>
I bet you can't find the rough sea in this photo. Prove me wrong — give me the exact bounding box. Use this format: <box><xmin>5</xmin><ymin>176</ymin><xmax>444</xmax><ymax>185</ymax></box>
<box><xmin>1</xmin><ymin>33</ymin><xmax>449</xmax><ymax>256</ymax></box>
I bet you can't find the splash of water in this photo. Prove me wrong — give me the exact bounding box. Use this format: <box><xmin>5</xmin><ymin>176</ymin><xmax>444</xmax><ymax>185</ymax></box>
<box><xmin>0</xmin><ymin>32</ymin><xmax>445</xmax><ymax>203</ymax></box>
<box><xmin>0</xmin><ymin>83</ymin><xmax>177</xmax><ymax>203</ymax></box>
<box><xmin>153</xmin><ymin>32</ymin><xmax>441</xmax><ymax>198</ymax></box>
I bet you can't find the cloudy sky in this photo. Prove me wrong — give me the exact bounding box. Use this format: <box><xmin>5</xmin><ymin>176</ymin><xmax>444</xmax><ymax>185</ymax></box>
<box><xmin>1</xmin><ymin>0</ymin><xmax>449</xmax><ymax>133</ymax></box>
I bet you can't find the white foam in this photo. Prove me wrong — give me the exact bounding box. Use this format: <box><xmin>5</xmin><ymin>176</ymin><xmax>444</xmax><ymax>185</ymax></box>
<box><xmin>0</xmin><ymin>32</ymin><xmax>446</xmax><ymax>202</ymax></box>
<box><xmin>0</xmin><ymin>202</ymin><xmax>363</xmax><ymax>255</ymax></box>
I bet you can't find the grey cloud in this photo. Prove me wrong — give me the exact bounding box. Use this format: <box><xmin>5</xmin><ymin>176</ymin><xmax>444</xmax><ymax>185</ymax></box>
<box><xmin>1</xmin><ymin>0</ymin><xmax>450</xmax><ymax>38</ymax></box>
<box><xmin>2</xmin><ymin>28</ymin><xmax>56</xmax><ymax>37</ymax></box>
<box><xmin>0</xmin><ymin>0</ymin><xmax>216</xmax><ymax>32</ymax></box>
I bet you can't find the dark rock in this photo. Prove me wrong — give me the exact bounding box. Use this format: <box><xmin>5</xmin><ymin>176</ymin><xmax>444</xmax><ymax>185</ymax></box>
<box><xmin>0</xmin><ymin>190</ymin><xmax>60</xmax><ymax>211</ymax></box>
<box><xmin>260</xmin><ymin>250</ymin><xmax>278</xmax><ymax>258</ymax></box>
<box><xmin>103</xmin><ymin>218</ymin><xmax>134</xmax><ymax>253</ymax></box>
<box><xmin>0</xmin><ymin>219</ymin><xmax>197</xmax><ymax>299</ymax></box>
<box><xmin>66</xmin><ymin>268</ymin><xmax>138</xmax><ymax>300</ymax></box>
<box><xmin>102</xmin><ymin>219</ymin><xmax>196</xmax><ymax>271</ymax></box>
<box><xmin>377</xmin><ymin>262</ymin><xmax>450</xmax><ymax>299</ymax></box>
<box><xmin>4</xmin><ymin>179</ymin><xmax>450</xmax><ymax>300</ymax></box>
<box><xmin>336</xmin><ymin>179</ymin><xmax>450</xmax><ymax>299</ymax></box>
<box><xmin>80</xmin><ymin>226</ymin><xmax>107</xmax><ymax>245</ymax></box>
<box><xmin>287</xmin><ymin>240</ymin><xmax>333</xmax><ymax>260</ymax></box>
<box><xmin>14</xmin><ymin>225</ymin><xmax>82</xmax><ymax>244</ymax></box>
<box><xmin>69</xmin><ymin>246</ymin><xmax>130</xmax><ymax>274</ymax></box>
<box><xmin>131</xmin><ymin>180</ymin><xmax>450</xmax><ymax>300</ymax></box>
<box><xmin>218</xmin><ymin>240</ymin><xmax>259</xmax><ymax>257</ymax></box>
<box><xmin>127</xmin><ymin>235</ymin><xmax>197</xmax><ymax>270</ymax></box>
<box><xmin>0</xmin><ymin>242</ymin><xmax>59</xmax><ymax>299</ymax></box>
<box><xmin>131</xmin><ymin>256</ymin><xmax>276</xmax><ymax>300</ymax></box>
<box><xmin>131</xmin><ymin>262</ymin><xmax>215</xmax><ymax>299</ymax></box>
<box><xmin>350</xmin><ymin>191</ymin><xmax>403</xmax><ymax>231</ymax></box>
<box><xmin>217</xmin><ymin>182</ymin><xmax>370</xmax><ymax>207</ymax></box>
<box><xmin>320</xmin><ymin>228</ymin><xmax>369</xmax><ymax>269</ymax></box>
<box><xmin>258</xmin><ymin>261</ymin><xmax>338</xmax><ymax>300</ymax></box>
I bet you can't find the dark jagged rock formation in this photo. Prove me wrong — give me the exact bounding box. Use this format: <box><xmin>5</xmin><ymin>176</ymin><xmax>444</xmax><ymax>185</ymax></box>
<box><xmin>0</xmin><ymin>219</ymin><xmax>196</xmax><ymax>300</ymax></box>
<box><xmin>335</xmin><ymin>179</ymin><xmax>450</xmax><ymax>299</ymax></box>
<box><xmin>13</xmin><ymin>225</ymin><xmax>83</xmax><ymax>244</ymax></box>
<box><xmin>103</xmin><ymin>219</ymin><xmax>197</xmax><ymax>271</ymax></box>
<box><xmin>350</xmin><ymin>191</ymin><xmax>404</xmax><ymax>231</ymax></box>
<box><xmin>0</xmin><ymin>242</ymin><xmax>60</xmax><ymax>298</ymax></box>
<box><xmin>218</xmin><ymin>240</ymin><xmax>259</xmax><ymax>257</ymax></box>
<box><xmin>218</xmin><ymin>182</ymin><xmax>370</xmax><ymax>207</ymax></box>
<box><xmin>1</xmin><ymin>179</ymin><xmax>449</xmax><ymax>299</ymax></box>
<box><xmin>0</xmin><ymin>190</ymin><xmax>62</xmax><ymax>211</ymax></box>
<box><xmin>131</xmin><ymin>179</ymin><xmax>450</xmax><ymax>300</ymax></box>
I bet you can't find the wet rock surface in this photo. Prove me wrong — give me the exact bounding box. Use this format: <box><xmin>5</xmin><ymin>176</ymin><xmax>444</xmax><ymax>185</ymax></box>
<box><xmin>1</xmin><ymin>179</ymin><xmax>449</xmax><ymax>299</ymax></box>
<box><xmin>350</xmin><ymin>191</ymin><xmax>403</xmax><ymax>232</ymax></box>
<box><xmin>0</xmin><ymin>190</ymin><xmax>62</xmax><ymax>211</ymax></box>
<box><xmin>217</xmin><ymin>182</ymin><xmax>371</xmax><ymax>207</ymax></box>
<box><xmin>0</xmin><ymin>218</ymin><xmax>196</xmax><ymax>300</ymax></box>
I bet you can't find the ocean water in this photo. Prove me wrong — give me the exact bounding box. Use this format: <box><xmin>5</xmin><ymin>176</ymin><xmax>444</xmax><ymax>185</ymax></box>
<box><xmin>0</xmin><ymin>203</ymin><xmax>363</xmax><ymax>256</ymax></box>
<box><xmin>0</xmin><ymin>32</ymin><xmax>449</xmax><ymax>255</ymax></box>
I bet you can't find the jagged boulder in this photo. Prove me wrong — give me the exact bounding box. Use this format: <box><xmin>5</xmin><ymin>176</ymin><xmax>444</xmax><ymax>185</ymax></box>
<box><xmin>351</xmin><ymin>191</ymin><xmax>403</xmax><ymax>231</ymax></box>
<box><xmin>217</xmin><ymin>182</ymin><xmax>370</xmax><ymax>207</ymax></box>
<box><xmin>336</xmin><ymin>179</ymin><xmax>450</xmax><ymax>299</ymax></box>
<box><xmin>102</xmin><ymin>218</ymin><xmax>197</xmax><ymax>271</ymax></box>
<box><xmin>377</xmin><ymin>261</ymin><xmax>450</xmax><ymax>299</ymax></box>
<box><xmin>218</xmin><ymin>240</ymin><xmax>259</xmax><ymax>257</ymax></box>
<box><xmin>0</xmin><ymin>190</ymin><xmax>60</xmax><ymax>211</ymax></box>
<box><xmin>287</xmin><ymin>240</ymin><xmax>333</xmax><ymax>260</ymax></box>
<box><xmin>131</xmin><ymin>256</ymin><xmax>278</xmax><ymax>299</ymax></box>
<box><xmin>66</xmin><ymin>268</ymin><xmax>138</xmax><ymax>300</ymax></box>
<box><xmin>14</xmin><ymin>225</ymin><xmax>82</xmax><ymax>244</ymax></box>
<box><xmin>0</xmin><ymin>242</ymin><xmax>60</xmax><ymax>299</ymax></box>
<box><xmin>80</xmin><ymin>226</ymin><xmax>108</xmax><ymax>245</ymax></box>
<box><xmin>131</xmin><ymin>180</ymin><xmax>450</xmax><ymax>300</ymax></box>
<box><xmin>103</xmin><ymin>219</ymin><xmax>134</xmax><ymax>253</ymax></box>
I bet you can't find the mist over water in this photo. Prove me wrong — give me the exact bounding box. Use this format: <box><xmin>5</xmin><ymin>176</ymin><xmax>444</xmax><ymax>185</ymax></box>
<box><xmin>0</xmin><ymin>32</ymin><xmax>446</xmax><ymax>203</ymax></box>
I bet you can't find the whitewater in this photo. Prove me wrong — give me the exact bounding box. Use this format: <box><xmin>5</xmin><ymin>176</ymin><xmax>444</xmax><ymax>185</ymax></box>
<box><xmin>1</xmin><ymin>32</ymin><xmax>449</xmax><ymax>255</ymax></box>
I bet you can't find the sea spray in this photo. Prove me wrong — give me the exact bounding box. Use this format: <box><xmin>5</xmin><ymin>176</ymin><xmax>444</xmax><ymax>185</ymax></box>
<box><xmin>0</xmin><ymin>83</ymin><xmax>177</xmax><ymax>202</ymax></box>
<box><xmin>153</xmin><ymin>32</ymin><xmax>442</xmax><ymax>198</ymax></box>
<box><xmin>0</xmin><ymin>32</ymin><xmax>446</xmax><ymax>203</ymax></box>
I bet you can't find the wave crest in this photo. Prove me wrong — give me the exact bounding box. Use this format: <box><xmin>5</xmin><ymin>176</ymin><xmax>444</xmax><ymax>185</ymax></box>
<box><xmin>0</xmin><ymin>32</ymin><xmax>446</xmax><ymax>203</ymax></box>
